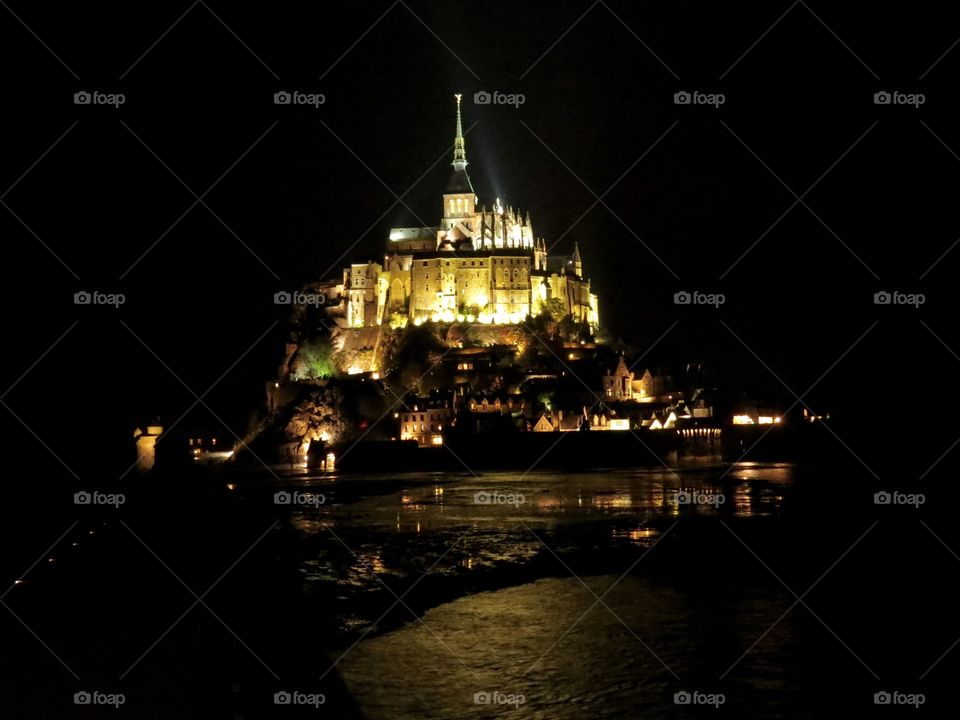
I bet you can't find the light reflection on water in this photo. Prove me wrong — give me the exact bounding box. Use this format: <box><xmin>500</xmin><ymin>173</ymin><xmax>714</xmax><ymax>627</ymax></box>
<box><xmin>290</xmin><ymin>463</ymin><xmax>795</xmax><ymax>592</ymax></box>
<box><xmin>290</xmin><ymin>462</ymin><xmax>794</xmax><ymax>536</ymax></box>
<box><xmin>289</xmin><ymin>464</ymin><xmax>799</xmax><ymax>717</ymax></box>
<box><xmin>338</xmin><ymin>574</ymin><xmax>805</xmax><ymax>720</ymax></box>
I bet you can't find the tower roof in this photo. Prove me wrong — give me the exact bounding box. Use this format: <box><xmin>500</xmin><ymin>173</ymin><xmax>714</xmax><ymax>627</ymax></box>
<box><xmin>446</xmin><ymin>168</ymin><xmax>474</xmax><ymax>193</ymax></box>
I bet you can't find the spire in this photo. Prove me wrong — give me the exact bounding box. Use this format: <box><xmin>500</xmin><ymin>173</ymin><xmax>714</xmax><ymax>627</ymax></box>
<box><xmin>445</xmin><ymin>94</ymin><xmax>474</xmax><ymax>195</ymax></box>
<box><xmin>572</xmin><ymin>241</ymin><xmax>582</xmax><ymax>276</ymax></box>
<box><xmin>453</xmin><ymin>94</ymin><xmax>467</xmax><ymax>171</ymax></box>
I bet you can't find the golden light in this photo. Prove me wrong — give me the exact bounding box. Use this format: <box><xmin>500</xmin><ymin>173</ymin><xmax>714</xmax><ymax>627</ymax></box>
<box><xmin>732</xmin><ymin>414</ymin><xmax>755</xmax><ymax>425</ymax></box>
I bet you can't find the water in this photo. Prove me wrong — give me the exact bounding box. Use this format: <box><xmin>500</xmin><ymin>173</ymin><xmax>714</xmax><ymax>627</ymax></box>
<box><xmin>337</xmin><ymin>575</ymin><xmax>806</xmax><ymax>719</ymax></box>
<box><xmin>280</xmin><ymin>462</ymin><xmax>840</xmax><ymax>717</ymax></box>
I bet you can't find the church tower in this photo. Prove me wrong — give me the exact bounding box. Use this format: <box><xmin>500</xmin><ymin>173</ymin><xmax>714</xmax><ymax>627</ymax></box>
<box><xmin>442</xmin><ymin>94</ymin><xmax>477</xmax><ymax>236</ymax></box>
<box><xmin>572</xmin><ymin>241</ymin><xmax>583</xmax><ymax>277</ymax></box>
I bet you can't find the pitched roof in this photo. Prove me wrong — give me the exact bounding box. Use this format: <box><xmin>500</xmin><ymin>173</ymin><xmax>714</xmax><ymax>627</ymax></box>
<box><xmin>445</xmin><ymin>168</ymin><xmax>474</xmax><ymax>194</ymax></box>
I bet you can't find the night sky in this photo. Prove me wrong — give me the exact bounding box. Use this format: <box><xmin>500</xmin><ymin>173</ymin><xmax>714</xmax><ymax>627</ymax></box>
<box><xmin>1</xmin><ymin>1</ymin><xmax>957</xmax><ymax>476</ymax></box>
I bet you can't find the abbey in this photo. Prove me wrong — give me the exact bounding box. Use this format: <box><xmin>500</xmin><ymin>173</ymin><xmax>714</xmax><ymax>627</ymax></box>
<box><xmin>341</xmin><ymin>95</ymin><xmax>599</xmax><ymax>330</ymax></box>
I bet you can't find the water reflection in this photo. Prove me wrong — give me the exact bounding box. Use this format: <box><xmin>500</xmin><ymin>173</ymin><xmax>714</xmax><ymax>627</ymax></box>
<box><xmin>286</xmin><ymin>463</ymin><xmax>797</xmax><ymax>680</ymax></box>
<box><xmin>288</xmin><ymin>462</ymin><xmax>795</xmax><ymax>537</ymax></box>
<box><xmin>281</xmin><ymin>463</ymin><xmax>803</xmax><ymax>716</ymax></box>
<box><xmin>338</xmin><ymin>574</ymin><xmax>805</xmax><ymax>720</ymax></box>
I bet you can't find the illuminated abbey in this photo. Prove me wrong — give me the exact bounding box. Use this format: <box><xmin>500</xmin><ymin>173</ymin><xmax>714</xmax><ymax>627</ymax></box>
<box><xmin>340</xmin><ymin>95</ymin><xmax>599</xmax><ymax>330</ymax></box>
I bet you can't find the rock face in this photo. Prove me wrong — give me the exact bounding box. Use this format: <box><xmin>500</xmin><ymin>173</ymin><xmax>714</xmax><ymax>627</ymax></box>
<box><xmin>285</xmin><ymin>383</ymin><xmax>349</xmax><ymax>448</ymax></box>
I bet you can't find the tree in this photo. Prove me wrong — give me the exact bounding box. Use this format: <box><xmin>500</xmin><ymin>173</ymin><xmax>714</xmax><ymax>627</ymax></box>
<box><xmin>291</xmin><ymin>337</ymin><xmax>337</xmax><ymax>381</ymax></box>
<box><xmin>384</xmin><ymin>322</ymin><xmax>449</xmax><ymax>394</ymax></box>
<box><xmin>542</xmin><ymin>297</ymin><xmax>567</xmax><ymax>322</ymax></box>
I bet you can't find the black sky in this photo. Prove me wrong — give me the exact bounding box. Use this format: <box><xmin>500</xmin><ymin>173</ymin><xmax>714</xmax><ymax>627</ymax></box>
<box><xmin>1</xmin><ymin>1</ymin><xmax>958</xmax><ymax>476</ymax></box>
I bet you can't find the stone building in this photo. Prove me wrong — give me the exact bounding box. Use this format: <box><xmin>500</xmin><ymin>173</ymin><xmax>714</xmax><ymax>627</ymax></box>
<box><xmin>341</xmin><ymin>96</ymin><xmax>599</xmax><ymax>331</ymax></box>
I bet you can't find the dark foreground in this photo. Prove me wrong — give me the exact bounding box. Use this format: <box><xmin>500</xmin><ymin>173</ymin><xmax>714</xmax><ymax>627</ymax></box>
<box><xmin>1</xmin><ymin>452</ymin><xmax>958</xmax><ymax>718</ymax></box>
